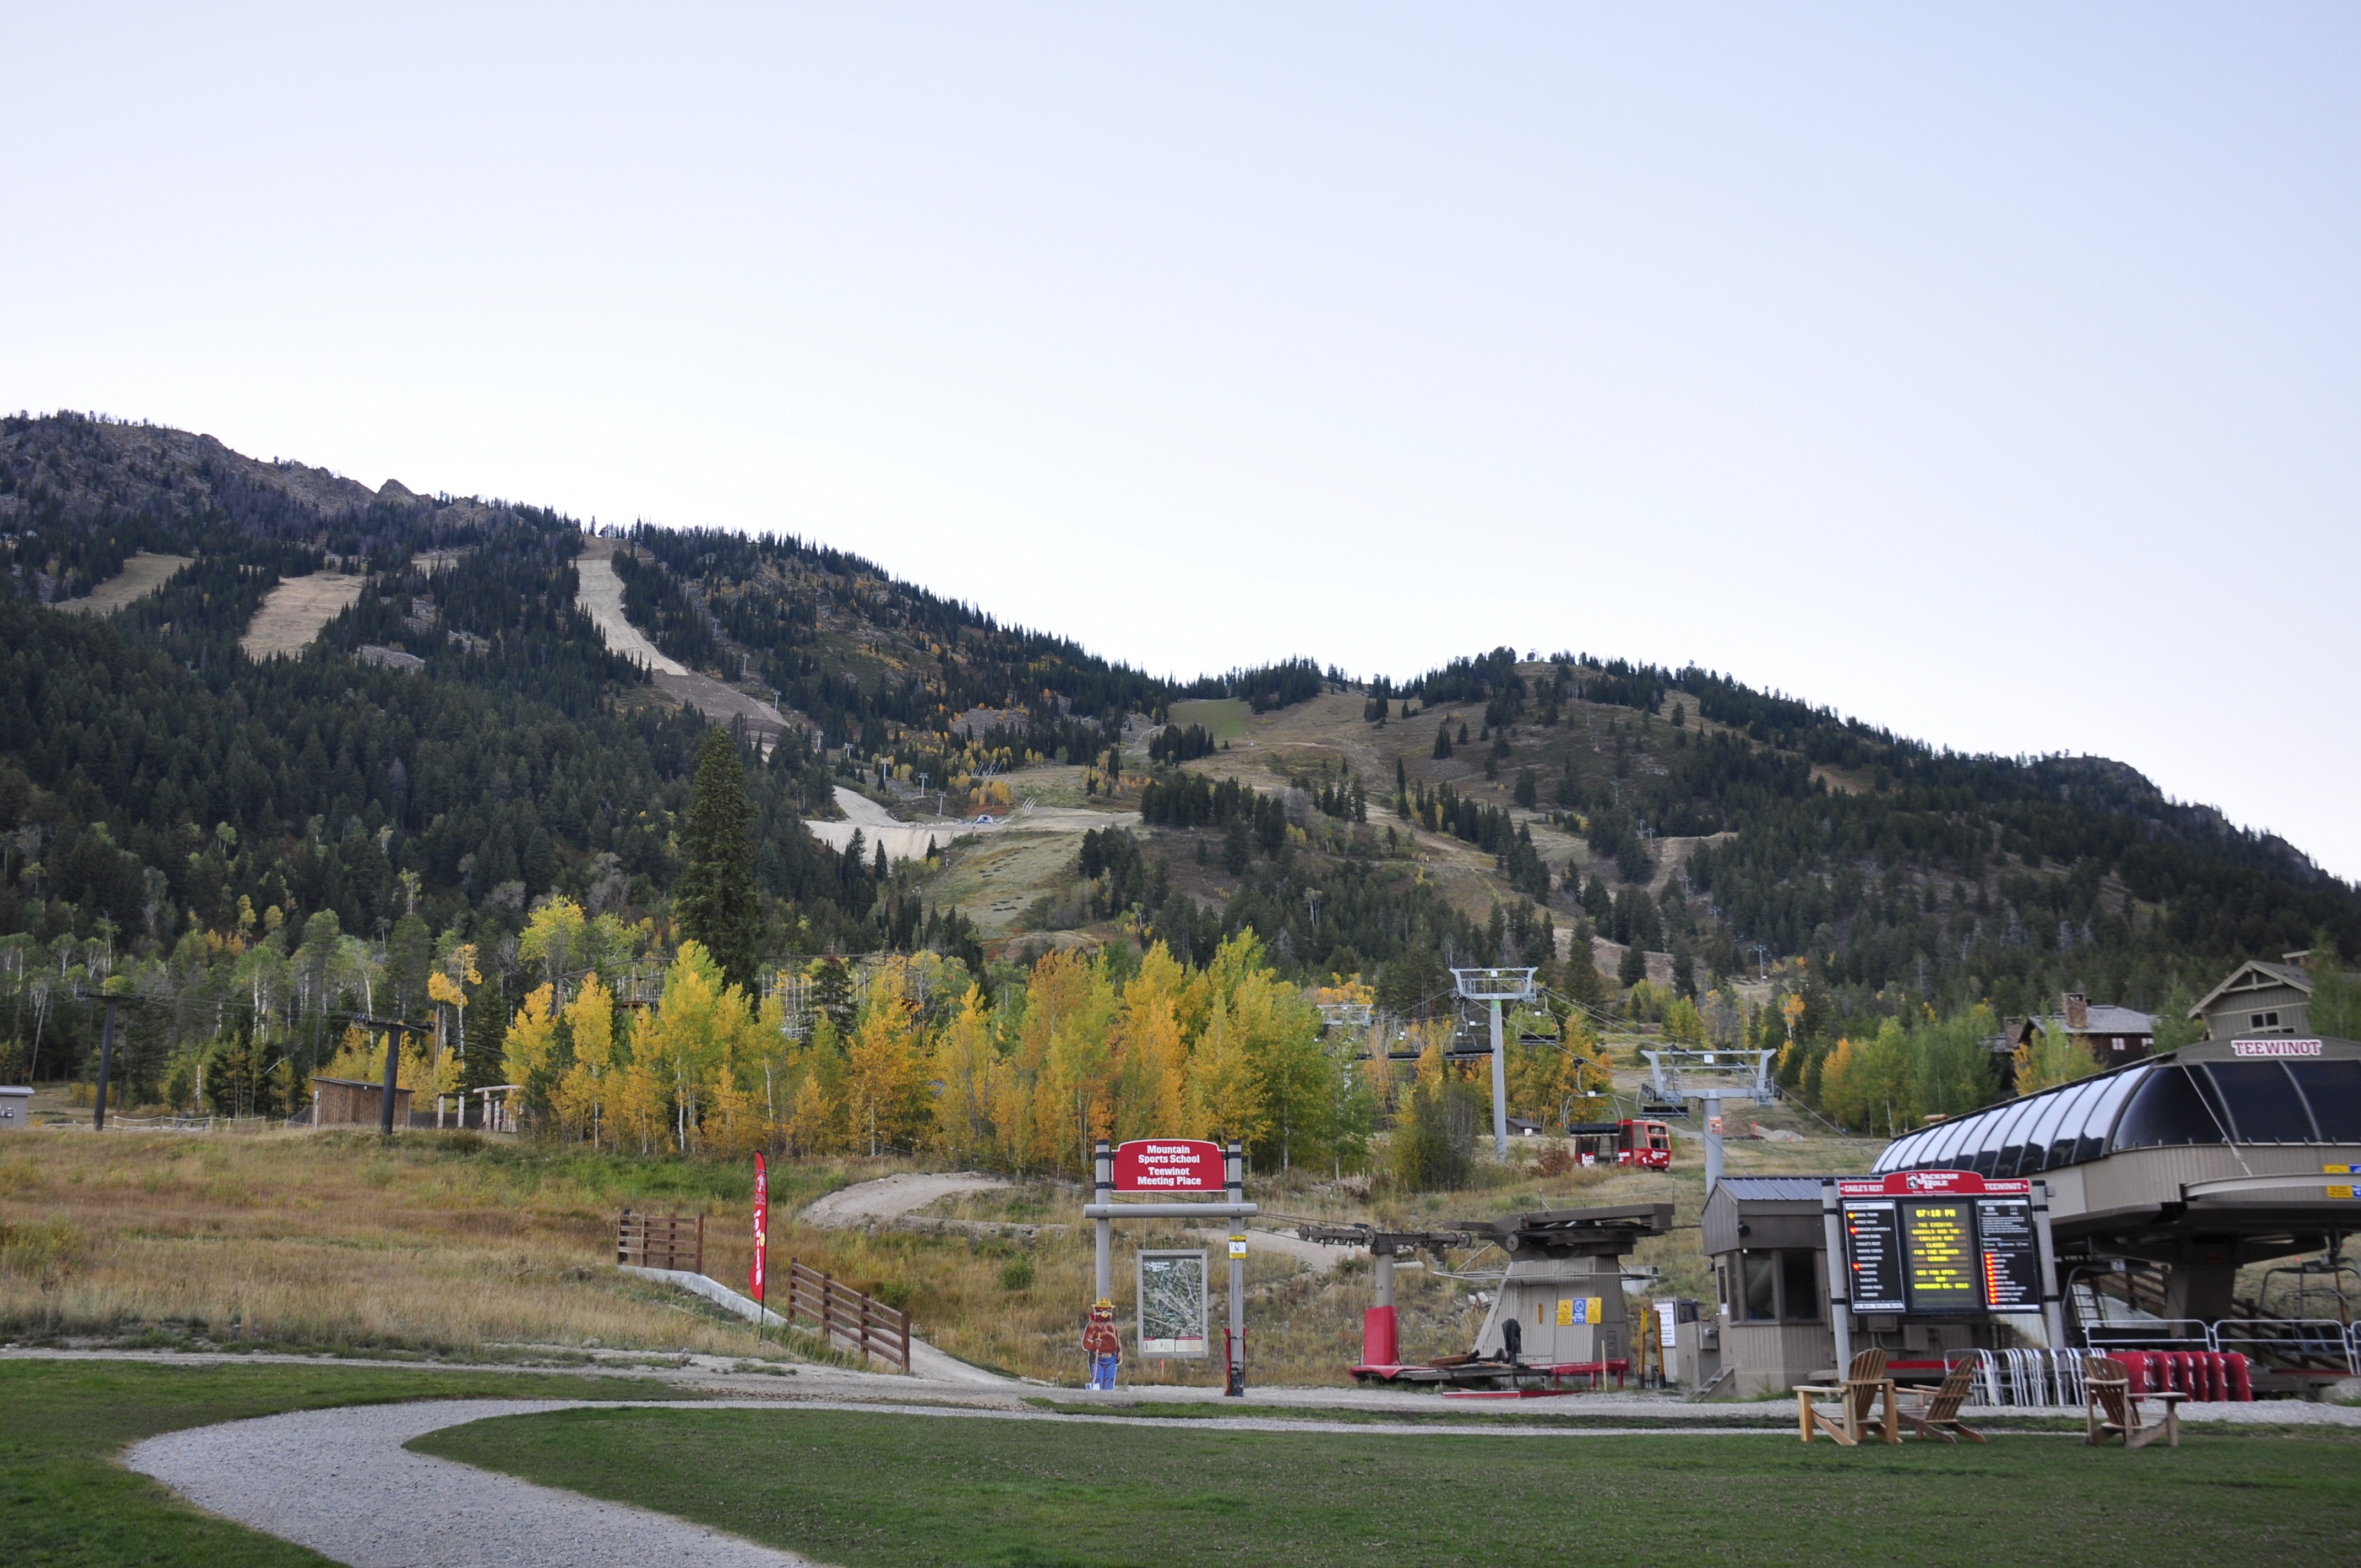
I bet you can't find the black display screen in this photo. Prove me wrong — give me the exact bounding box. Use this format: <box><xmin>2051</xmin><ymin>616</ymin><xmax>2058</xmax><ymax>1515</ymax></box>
<box><xmin>1902</xmin><ymin>1201</ymin><xmax>1978</xmax><ymax>1311</ymax></box>
<box><xmin>1841</xmin><ymin>1200</ymin><xmax>1905</xmax><ymax>1313</ymax></box>
<box><xmin>1975</xmin><ymin>1197</ymin><xmax>2041</xmax><ymax>1312</ymax></box>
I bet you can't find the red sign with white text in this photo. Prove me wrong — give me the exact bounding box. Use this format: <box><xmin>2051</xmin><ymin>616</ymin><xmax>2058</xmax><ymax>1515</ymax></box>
<box><xmin>1114</xmin><ymin>1139</ymin><xmax>1224</xmax><ymax>1193</ymax></box>
<box><xmin>1838</xmin><ymin>1170</ymin><xmax>2030</xmax><ymax>1199</ymax></box>
<box><xmin>750</xmin><ymin>1152</ymin><xmax>769</xmax><ymax>1303</ymax></box>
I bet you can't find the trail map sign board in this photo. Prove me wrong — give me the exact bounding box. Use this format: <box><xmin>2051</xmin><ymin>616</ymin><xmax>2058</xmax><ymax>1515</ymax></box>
<box><xmin>1137</xmin><ymin>1249</ymin><xmax>1209</xmax><ymax>1357</ymax></box>
<box><xmin>1837</xmin><ymin>1171</ymin><xmax>2039</xmax><ymax>1315</ymax></box>
<box><xmin>1114</xmin><ymin>1139</ymin><xmax>1223</xmax><ymax>1193</ymax></box>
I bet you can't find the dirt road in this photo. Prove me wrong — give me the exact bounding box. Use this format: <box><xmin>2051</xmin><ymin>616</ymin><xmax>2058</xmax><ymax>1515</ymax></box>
<box><xmin>798</xmin><ymin>1170</ymin><xmax>1010</xmax><ymax>1228</ymax></box>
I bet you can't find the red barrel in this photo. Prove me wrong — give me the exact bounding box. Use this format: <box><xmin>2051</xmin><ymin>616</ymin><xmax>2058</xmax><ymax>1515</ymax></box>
<box><xmin>2225</xmin><ymin>1352</ymin><xmax>2253</xmax><ymax>1401</ymax></box>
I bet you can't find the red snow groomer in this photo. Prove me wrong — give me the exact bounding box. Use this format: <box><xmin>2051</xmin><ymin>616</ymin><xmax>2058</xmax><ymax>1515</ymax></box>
<box><xmin>1565</xmin><ymin>1118</ymin><xmax>1673</xmax><ymax>1170</ymax></box>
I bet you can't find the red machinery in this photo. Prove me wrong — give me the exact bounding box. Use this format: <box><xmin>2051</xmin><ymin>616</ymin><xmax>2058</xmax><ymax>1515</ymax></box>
<box><xmin>1566</xmin><ymin>1119</ymin><xmax>1672</xmax><ymax>1170</ymax></box>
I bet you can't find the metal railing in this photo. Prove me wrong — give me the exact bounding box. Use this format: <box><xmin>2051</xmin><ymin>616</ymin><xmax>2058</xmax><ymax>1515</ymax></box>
<box><xmin>2072</xmin><ymin>1315</ymin><xmax>2360</xmax><ymax>1376</ymax></box>
<box><xmin>2208</xmin><ymin>1317</ymin><xmax>2360</xmax><ymax>1375</ymax></box>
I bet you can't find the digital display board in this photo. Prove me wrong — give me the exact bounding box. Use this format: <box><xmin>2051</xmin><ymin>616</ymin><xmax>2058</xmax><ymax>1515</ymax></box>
<box><xmin>1841</xmin><ymin>1200</ymin><xmax>1906</xmax><ymax>1313</ymax></box>
<box><xmin>1835</xmin><ymin>1172</ymin><xmax>2041</xmax><ymax>1317</ymax></box>
<box><xmin>1974</xmin><ymin>1197</ymin><xmax>2041</xmax><ymax>1312</ymax></box>
<box><xmin>1902</xmin><ymin>1201</ymin><xmax>1977</xmax><ymax>1310</ymax></box>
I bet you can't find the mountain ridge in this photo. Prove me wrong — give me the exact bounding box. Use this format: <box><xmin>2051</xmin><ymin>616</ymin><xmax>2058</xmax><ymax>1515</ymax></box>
<box><xmin>0</xmin><ymin>410</ymin><xmax>2352</xmax><ymax>1065</ymax></box>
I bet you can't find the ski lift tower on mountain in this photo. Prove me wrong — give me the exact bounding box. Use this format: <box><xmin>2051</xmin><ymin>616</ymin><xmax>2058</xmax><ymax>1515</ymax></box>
<box><xmin>1452</xmin><ymin>967</ymin><xmax>1537</xmax><ymax>1158</ymax></box>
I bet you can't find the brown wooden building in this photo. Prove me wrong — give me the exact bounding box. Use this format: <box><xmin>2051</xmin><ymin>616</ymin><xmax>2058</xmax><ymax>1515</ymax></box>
<box><xmin>309</xmin><ymin>1076</ymin><xmax>412</xmax><ymax>1129</ymax></box>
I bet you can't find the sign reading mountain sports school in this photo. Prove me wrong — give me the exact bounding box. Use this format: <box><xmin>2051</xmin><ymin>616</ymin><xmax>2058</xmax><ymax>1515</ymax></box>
<box><xmin>2232</xmin><ymin>1039</ymin><xmax>2322</xmax><ymax>1057</ymax></box>
<box><xmin>750</xmin><ymin>1152</ymin><xmax>769</xmax><ymax>1304</ymax></box>
<box><xmin>1838</xmin><ymin>1170</ymin><xmax>2041</xmax><ymax>1315</ymax></box>
<box><xmin>1113</xmin><ymin>1139</ymin><xmax>1223</xmax><ymax>1193</ymax></box>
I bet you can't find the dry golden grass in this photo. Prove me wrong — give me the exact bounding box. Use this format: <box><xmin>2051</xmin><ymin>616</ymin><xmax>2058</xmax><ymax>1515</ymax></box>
<box><xmin>58</xmin><ymin>551</ymin><xmax>193</xmax><ymax>615</ymax></box>
<box><xmin>237</xmin><ymin>571</ymin><xmax>366</xmax><ymax>658</ymax></box>
<box><xmin>0</xmin><ymin>1123</ymin><xmax>1874</xmax><ymax>1385</ymax></box>
<box><xmin>0</xmin><ymin>1129</ymin><xmax>870</xmax><ymax>1359</ymax></box>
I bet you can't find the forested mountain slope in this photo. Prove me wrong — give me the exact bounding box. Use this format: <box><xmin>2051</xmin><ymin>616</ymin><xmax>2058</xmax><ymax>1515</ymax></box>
<box><xmin>1</xmin><ymin>411</ymin><xmax>2353</xmax><ymax>1110</ymax></box>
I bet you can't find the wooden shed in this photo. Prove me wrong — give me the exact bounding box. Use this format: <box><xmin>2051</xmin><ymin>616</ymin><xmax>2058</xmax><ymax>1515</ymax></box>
<box><xmin>1700</xmin><ymin>1177</ymin><xmax>1838</xmax><ymax>1397</ymax></box>
<box><xmin>309</xmin><ymin>1076</ymin><xmax>411</xmax><ymax>1129</ymax></box>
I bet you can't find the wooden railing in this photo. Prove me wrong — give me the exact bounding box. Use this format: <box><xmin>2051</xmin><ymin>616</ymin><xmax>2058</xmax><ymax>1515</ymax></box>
<box><xmin>782</xmin><ymin>1258</ymin><xmax>911</xmax><ymax>1373</ymax></box>
<box><xmin>616</xmin><ymin>1211</ymin><xmax>705</xmax><ymax>1274</ymax></box>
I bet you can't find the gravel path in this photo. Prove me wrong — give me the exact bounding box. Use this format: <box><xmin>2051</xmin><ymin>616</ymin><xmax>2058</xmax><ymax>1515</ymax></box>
<box><xmin>100</xmin><ymin>1366</ymin><xmax>2361</xmax><ymax>1566</ymax></box>
<box><xmin>799</xmin><ymin>1170</ymin><xmax>1009</xmax><ymax>1228</ymax></box>
<box><xmin>126</xmin><ymin>1399</ymin><xmax>822</xmax><ymax>1567</ymax></box>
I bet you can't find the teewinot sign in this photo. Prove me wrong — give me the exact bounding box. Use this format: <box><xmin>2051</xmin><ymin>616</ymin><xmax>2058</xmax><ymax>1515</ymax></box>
<box><xmin>1114</xmin><ymin>1140</ymin><xmax>1223</xmax><ymax>1193</ymax></box>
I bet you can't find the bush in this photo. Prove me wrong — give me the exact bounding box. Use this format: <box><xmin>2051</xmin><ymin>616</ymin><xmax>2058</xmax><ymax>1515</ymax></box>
<box><xmin>1389</xmin><ymin>1076</ymin><xmax>1482</xmax><ymax>1191</ymax></box>
<box><xmin>999</xmin><ymin>1257</ymin><xmax>1036</xmax><ymax>1293</ymax></box>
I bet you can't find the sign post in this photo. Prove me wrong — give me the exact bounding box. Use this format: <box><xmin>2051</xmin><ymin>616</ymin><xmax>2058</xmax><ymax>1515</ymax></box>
<box><xmin>1225</xmin><ymin>1140</ymin><xmax>1246</xmax><ymax>1397</ymax></box>
<box><xmin>1820</xmin><ymin>1178</ymin><xmax>1852</xmax><ymax>1369</ymax></box>
<box><xmin>750</xmin><ymin>1152</ymin><xmax>769</xmax><ymax>1341</ymax></box>
<box><xmin>1085</xmin><ymin>1137</ymin><xmax>1255</xmax><ymax>1395</ymax></box>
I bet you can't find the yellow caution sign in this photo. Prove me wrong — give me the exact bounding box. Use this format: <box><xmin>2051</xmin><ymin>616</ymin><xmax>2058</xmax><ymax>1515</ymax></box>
<box><xmin>2329</xmin><ymin>1163</ymin><xmax>2354</xmax><ymax>1202</ymax></box>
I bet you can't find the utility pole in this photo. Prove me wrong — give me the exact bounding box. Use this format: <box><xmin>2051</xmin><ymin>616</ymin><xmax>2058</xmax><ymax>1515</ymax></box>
<box><xmin>92</xmin><ymin>994</ymin><xmax>118</xmax><ymax>1132</ymax></box>
<box><xmin>350</xmin><ymin>1014</ymin><xmax>437</xmax><ymax>1135</ymax></box>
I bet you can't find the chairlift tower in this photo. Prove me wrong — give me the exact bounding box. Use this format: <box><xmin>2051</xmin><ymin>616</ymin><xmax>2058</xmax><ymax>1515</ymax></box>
<box><xmin>1641</xmin><ymin>1047</ymin><xmax>1778</xmax><ymax>1195</ymax></box>
<box><xmin>1451</xmin><ymin>967</ymin><xmax>1537</xmax><ymax>1157</ymax></box>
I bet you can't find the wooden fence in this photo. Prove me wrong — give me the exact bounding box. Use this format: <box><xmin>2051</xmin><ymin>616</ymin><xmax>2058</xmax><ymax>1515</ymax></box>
<box><xmin>616</xmin><ymin>1211</ymin><xmax>705</xmax><ymax>1274</ymax></box>
<box><xmin>781</xmin><ymin>1259</ymin><xmax>911</xmax><ymax>1373</ymax></box>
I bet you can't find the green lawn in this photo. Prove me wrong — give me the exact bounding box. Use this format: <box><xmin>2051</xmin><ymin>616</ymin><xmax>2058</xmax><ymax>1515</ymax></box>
<box><xmin>0</xmin><ymin>1359</ymin><xmax>668</xmax><ymax>1566</ymax></box>
<box><xmin>420</xmin><ymin>1404</ymin><xmax>2361</xmax><ymax>1568</ymax></box>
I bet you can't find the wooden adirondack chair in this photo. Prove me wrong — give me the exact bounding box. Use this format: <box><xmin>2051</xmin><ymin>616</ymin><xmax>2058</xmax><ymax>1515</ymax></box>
<box><xmin>1897</xmin><ymin>1363</ymin><xmax>1985</xmax><ymax>1444</ymax></box>
<box><xmin>1796</xmin><ymin>1348</ymin><xmax>1896</xmax><ymax>1446</ymax></box>
<box><xmin>2084</xmin><ymin>1355</ymin><xmax>2184</xmax><ymax>1449</ymax></box>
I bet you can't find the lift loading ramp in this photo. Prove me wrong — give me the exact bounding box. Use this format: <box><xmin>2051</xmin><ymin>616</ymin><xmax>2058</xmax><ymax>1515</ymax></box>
<box><xmin>1309</xmin><ymin>1204</ymin><xmax>1677</xmax><ymax>1389</ymax></box>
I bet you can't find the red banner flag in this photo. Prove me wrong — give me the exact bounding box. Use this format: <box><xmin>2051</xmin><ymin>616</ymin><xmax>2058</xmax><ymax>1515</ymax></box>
<box><xmin>750</xmin><ymin>1152</ymin><xmax>769</xmax><ymax>1305</ymax></box>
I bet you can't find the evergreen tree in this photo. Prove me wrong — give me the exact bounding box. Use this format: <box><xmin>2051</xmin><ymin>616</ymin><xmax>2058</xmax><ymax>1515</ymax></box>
<box><xmin>1432</xmin><ymin>722</ymin><xmax>1452</xmax><ymax>760</ymax></box>
<box><xmin>1618</xmin><ymin>939</ymin><xmax>1648</xmax><ymax>987</ymax></box>
<box><xmin>1560</xmin><ymin>939</ymin><xmax>1608</xmax><ymax>1010</ymax></box>
<box><xmin>385</xmin><ymin>912</ymin><xmax>432</xmax><ymax>1021</ymax></box>
<box><xmin>675</xmin><ymin>728</ymin><xmax>763</xmax><ymax>994</ymax></box>
<box><xmin>1514</xmin><ymin>768</ymin><xmax>1537</xmax><ymax>809</ymax></box>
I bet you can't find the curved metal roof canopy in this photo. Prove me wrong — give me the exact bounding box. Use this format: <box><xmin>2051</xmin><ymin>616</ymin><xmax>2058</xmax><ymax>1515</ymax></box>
<box><xmin>1873</xmin><ymin>1039</ymin><xmax>2361</xmax><ymax>1178</ymax></box>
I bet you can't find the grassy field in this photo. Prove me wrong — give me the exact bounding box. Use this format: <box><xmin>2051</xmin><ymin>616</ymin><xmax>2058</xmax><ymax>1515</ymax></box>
<box><xmin>0</xmin><ymin>1116</ymin><xmax>1869</xmax><ymax>1381</ymax></box>
<box><xmin>0</xmin><ymin>1358</ymin><xmax>668</xmax><ymax>1566</ymax></box>
<box><xmin>0</xmin><ymin>1129</ymin><xmax>863</xmax><ymax>1359</ymax></box>
<box><xmin>421</xmin><ymin>1403</ymin><xmax>2361</xmax><ymax>1568</ymax></box>
<box><xmin>1166</xmin><ymin>696</ymin><xmax>1253</xmax><ymax>742</ymax></box>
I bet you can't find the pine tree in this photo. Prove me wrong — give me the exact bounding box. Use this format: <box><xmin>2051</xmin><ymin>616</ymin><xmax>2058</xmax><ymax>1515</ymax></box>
<box><xmin>676</xmin><ymin>728</ymin><xmax>763</xmax><ymax>993</ymax></box>
<box><xmin>1618</xmin><ymin>939</ymin><xmax>1649</xmax><ymax>987</ymax></box>
<box><xmin>1432</xmin><ymin>722</ymin><xmax>1453</xmax><ymax>760</ymax></box>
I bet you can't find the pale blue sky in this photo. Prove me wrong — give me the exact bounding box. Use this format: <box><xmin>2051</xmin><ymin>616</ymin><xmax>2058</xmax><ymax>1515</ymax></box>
<box><xmin>7</xmin><ymin>6</ymin><xmax>2357</xmax><ymax>875</ymax></box>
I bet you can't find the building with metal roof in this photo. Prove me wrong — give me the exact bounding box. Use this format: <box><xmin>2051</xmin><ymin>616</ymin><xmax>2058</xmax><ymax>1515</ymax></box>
<box><xmin>1868</xmin><ymin>1035</ymin><xmax>2360</xmax><ymax>1321</ymax></box>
